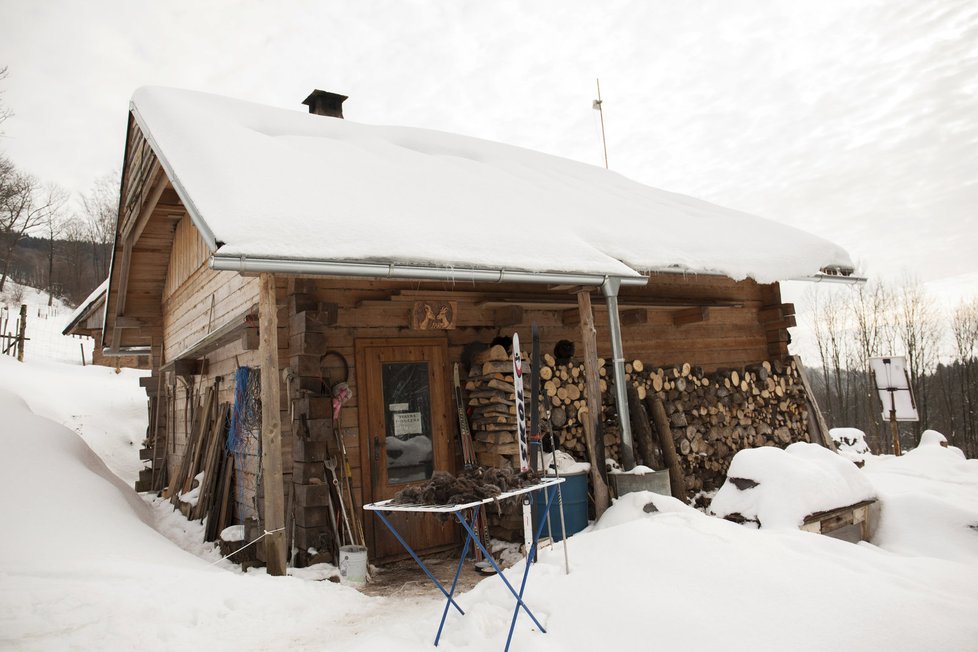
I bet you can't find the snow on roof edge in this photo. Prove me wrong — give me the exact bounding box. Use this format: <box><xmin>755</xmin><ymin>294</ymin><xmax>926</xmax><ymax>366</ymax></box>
<box><xmin>62</xmin><ymin>279</ymin><xmax>108</xmax><ymax>336</ymax></box>
<box><xmin>129</xmin><ymin>86</ymin><xmax>855</xmax><ymax>285</ymax></box>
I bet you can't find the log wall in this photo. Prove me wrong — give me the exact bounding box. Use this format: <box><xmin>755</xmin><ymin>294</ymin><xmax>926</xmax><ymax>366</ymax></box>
<box><xmin>144</xmin><ymin>223</ymin><xmax>799</xmax><ymax>559</ymax></box>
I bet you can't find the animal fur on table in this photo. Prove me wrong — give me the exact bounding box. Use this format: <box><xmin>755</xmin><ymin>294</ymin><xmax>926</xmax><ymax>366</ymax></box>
<box><xmin>391</xmin><ymin>466</ymin><xmax>539</xmax><ymax>509</ymax></box>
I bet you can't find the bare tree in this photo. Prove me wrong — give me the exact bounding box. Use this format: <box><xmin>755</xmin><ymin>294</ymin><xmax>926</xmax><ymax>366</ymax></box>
<box><xmin>0</xmin><ymin>66</ymin><xmax>11</xmax><ymax>135</ymax></box>
<box><xmin>42</xmin><ymin>197</ymin><xmax>70</xmax><ymax>305</ymax></box>
<box><xmin>897</xmin><ymin>276</ymin><xmax>941</xmax><ymax>438</ymax></box>
<box><xmin>0</xmin><ymin>156</ymin><xmax>65</xmax><ymax>291</ymax></box>
<box><xmin>810</xmin><ymin>285</ymin><xmax>852</xmax><ymax>424</ymax></box>
<box><xmin>847</xmin><ymin>281</ymin><xmax>897</xmax><ymax>452</ymax></box>
<box><xmin>951</xmin><ymin>299</ymin><xmax>978</xmax><ymax>455</ymax></box>
<box><xmin>79</xmin><ymin>172</ymin><xmax>118</xmax><ymax>281</ymax></box>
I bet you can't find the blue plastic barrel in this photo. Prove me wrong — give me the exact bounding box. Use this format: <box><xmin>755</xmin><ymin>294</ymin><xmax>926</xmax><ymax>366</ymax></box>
<box><xmin>531</xmin><ymin>471</ymin><xmax>588</xmax><ymax>542</ymax></box>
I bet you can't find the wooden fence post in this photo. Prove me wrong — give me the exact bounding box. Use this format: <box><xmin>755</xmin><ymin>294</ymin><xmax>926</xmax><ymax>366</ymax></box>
<box><xmin>17</xmin><ymin>304</ymin><xmax>27</xmax><ymax>362</ymax></box>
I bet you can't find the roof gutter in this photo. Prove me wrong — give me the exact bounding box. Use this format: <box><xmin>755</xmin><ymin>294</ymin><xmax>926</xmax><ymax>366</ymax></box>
<box><xmin>101</xmin><ymin>346</ymin><xmax>152</xmax><ymax>357</ymax></box>
<box><xmin>209</xmin><ymin>254</ymin><xmax>649</xmax><ymax>287</ymax></box>
<box><xmin>788</xmin><ymin>272</ymin><xmax>867</xmax><ymax>285</ymax></box>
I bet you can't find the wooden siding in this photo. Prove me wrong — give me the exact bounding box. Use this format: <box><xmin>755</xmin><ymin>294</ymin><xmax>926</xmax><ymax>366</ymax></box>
<box><xmin>161</xmin><ymin>251</ymin><xmax>293</xmax><ymax>520</ymax></box>
<box><xmin>163</xmin><ymin>214</ymin><xmax>209</xmax><ymax>300</ymax></box>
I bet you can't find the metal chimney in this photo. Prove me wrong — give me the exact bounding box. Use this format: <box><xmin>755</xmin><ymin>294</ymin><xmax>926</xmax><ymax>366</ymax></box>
<box><xmin>302</xmin><ymin>90</ymin><xmax>347</xmax><ymax>118</ymax></box>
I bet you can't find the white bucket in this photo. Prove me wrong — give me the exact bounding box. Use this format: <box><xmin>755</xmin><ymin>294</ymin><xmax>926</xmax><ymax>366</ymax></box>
<box><xmin>339</xmin><ymin>545</ymin><xmax>368</xmax><ymax>583</ymax></box>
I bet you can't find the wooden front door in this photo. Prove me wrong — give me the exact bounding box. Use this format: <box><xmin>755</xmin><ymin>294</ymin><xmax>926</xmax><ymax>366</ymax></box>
<box><xmin>357</xmin><ymin>338</ymin><xmax>457</xmax><ymax>561</ymax></box>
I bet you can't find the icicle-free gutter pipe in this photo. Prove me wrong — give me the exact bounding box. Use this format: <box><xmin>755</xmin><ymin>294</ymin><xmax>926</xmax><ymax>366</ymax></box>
<box><xmin>209</xmin><ymin>255</ymin><xmax>650</xmax><ymax>288</ymax></box>
<box><xmin>601</xmin><ymin>277</ymin><xmax>636</xmax><ymax>471</ymax></box>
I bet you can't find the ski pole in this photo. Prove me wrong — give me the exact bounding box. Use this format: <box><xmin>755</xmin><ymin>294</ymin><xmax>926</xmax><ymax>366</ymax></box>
<box><xmin>545</xmin><ymin>415</ymin><xmax>570</xmax><ymax>574</ymax></box>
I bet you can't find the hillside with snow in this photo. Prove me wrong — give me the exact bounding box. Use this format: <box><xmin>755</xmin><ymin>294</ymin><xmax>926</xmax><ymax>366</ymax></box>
<box><xmin>1</xmin><ymin>284</ymin><xmax>977</xmax><ymax>651</ymax></box>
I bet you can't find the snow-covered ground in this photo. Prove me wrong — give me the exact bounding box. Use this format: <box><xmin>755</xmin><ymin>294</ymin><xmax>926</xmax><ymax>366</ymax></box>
<box><xmin>2</xmin><ymin>284</ymin><xmax>977</xmax><ymax>651</ymax></box>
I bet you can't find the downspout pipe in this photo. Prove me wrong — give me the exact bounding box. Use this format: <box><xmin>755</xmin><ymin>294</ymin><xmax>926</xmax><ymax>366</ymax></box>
<box><xmin>601</xmin><ymin>277</ymin><xmax>636</xmax><ymax>471</ymax></box>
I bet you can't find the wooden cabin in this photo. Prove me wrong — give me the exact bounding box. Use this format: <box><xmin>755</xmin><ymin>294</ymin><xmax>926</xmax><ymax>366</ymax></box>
<box><xmin>102</xmin><ymin>87</ymin><xmax>855</xmax><ymax>572</ymax></box>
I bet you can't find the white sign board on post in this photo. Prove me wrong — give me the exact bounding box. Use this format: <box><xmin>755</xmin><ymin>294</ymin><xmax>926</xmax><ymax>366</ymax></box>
<box><xmin>868</xmin><ymin>356</ymin><xmax>919</xmax><ymax>422</ymax></box>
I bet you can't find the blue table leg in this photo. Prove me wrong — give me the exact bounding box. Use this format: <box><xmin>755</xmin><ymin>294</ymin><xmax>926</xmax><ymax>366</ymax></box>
<box><xmin>373</xmin><ymin>510</ymin><xmax>465</xmax><ymax>616</ymax></box>
<box><xmin>504</xmin><ymin>486</ymin><xmax>559</xmax><ymax>652</ymax></box>
<box><xmin>434</xmin><ymin>505</ymin><xmax>478</xmax><ymax>646</ymax></box>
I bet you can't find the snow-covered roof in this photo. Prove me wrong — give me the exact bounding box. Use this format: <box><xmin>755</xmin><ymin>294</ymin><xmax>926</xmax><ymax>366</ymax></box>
<box><xmin>130</xmin><ymin>86</ymin><xmax>853</xmax><ymax>283</ymax></box>
<box><xmin>62</xmin><ymin>279</ymin><xmax>108</xmax><ymax>336</ymax></box>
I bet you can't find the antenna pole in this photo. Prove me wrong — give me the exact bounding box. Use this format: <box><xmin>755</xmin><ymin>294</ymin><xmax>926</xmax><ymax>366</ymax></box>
<box><xmin>594</xmin><ymin>78</ymin><xmax>609</xmax><ymax>169</ymax></box>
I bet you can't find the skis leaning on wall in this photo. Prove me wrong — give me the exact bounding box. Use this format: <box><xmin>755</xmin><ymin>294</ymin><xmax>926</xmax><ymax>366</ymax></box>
<box><xmin>453</xmin><ymin>363</ymin><xmax>493</xmax><ymax>571</ymax></box>
<box><xmin>512</xmin><ymin>332</ymin><xmax>534</xmax><ymax>557</ymax></box>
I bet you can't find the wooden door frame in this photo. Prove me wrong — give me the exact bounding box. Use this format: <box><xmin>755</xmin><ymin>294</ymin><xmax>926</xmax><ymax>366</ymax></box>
<box><xmin>354</xmin><ymin>335</ymin><xmax>452</xmax><ymax>558</ymax></box>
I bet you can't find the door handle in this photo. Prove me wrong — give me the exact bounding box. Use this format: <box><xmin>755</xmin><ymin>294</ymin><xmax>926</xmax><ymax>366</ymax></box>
<box><xmin>374</xmin><ymin>436</ymin><xmax>382</xmax><ymax>462</ymax></box>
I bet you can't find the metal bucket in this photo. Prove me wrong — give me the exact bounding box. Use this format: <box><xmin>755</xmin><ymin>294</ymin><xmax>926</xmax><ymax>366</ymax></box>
<box><xmin>338</xmin><ymin>545</ymin><xmax>368</xmax><ymax>583</ymax></box>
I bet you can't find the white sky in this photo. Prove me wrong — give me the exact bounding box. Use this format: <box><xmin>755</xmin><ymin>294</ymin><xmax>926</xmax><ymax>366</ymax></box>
<box><xmin>1</xmin><ymin>0</ymin><xmax>976</xmax><ymax>299</ymax></box>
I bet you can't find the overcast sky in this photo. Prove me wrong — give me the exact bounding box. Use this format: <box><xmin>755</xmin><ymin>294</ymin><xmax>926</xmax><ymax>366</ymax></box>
<box><xmin>1</xmin><ymin>0</ymin><xmax>976</xmax><ymax>307</ymax></box>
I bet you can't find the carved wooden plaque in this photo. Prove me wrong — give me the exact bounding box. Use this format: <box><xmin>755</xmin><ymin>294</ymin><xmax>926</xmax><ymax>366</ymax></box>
<box><xmin>411</xmin><ymin>300</ymin><xmax>457</xmax><ymax>330</ymax></box>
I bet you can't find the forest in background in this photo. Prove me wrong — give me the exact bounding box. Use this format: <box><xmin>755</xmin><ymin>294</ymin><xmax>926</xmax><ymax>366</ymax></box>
<box><xmin>807</xmin><ymin>280</ymin><xmax>978</xmax><ymax>459</ymax></box>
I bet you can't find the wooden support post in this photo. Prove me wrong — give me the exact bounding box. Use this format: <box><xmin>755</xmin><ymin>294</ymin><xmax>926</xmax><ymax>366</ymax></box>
<box><xmin>17</xmin><ymin>304</ymin><xmax>26</xmax><ymax>362</ymax></box>
<box><xmin>889</xmin><ymin>410</ymin><xmax>902</xmax><ymax>456</ymax></box>
<box><xmin>627</xmin><ymin>383</ymin><xmax>661</xmax><ymax>469</ymax></box>
<box><xmin>576</xmin><ymin>290</ymin><xmax>610</xmax><ymax>518</ymax></box>
<box><xmin>259</xmin><ymin>273</ymin><xmax>287</xmax><ymax>576</ymax></box>
<box><xmin>646</xmin><ymin>396</ymin><xmax>688</xmax><ymax>501</ymax></box>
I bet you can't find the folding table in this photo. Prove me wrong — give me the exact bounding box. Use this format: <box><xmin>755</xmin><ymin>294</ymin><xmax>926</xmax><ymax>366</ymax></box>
<box><xmin>364</xmin><ymin>477</ymin><xmax>564</xmax><ymax>652</ymax></box>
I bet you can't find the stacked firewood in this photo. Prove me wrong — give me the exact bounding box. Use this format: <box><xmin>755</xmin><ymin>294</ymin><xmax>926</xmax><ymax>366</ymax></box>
<box><xmin>538</xmin><ymin>354</ymin><xmax>621</xmax><ymax>462</ymax></box>
<box><xmin>465</xmin><ymin>346</ymin><xmax>813</xmax><ymax>504</ymax></box>
<box><xmin>465</xmin><ymin>345</ymin><xmax>526</xmax><ymax>469</ymax></box>
<box><xmin>607</xmin><ymin>358</ymin><xmax>812</xmax><ymax>495</ymax></box>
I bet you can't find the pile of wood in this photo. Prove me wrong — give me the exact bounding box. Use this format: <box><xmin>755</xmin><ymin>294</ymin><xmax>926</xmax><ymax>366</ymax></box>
<box><xmin>608</xmin><ymin>358</ymin><xmax>813</xmax><ymax>496</ymax></box>
<box><xmin>464</xmin><ymin>345</ymin><xmax>527</xmax><ymax>470</ymax></box>
<box><xmin>537</xmin><ymin>353</ymin><xmax>621</xmax><ymax>462</ymax></box>
<box><xmin>163</xmin><ymin>382</ymin><xmax>236</xmax><ymax>542</ymax></box>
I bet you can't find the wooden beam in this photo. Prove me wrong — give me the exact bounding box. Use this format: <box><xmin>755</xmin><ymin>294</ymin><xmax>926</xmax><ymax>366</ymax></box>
<box><xmin>766</xmin><ymin>329</ymin><xmax>790</xmax><ymax>344</ymax></box>
<box><xmin>672</xmin><ymin>306</ymin><xmax>710</xmax><ymax>327</ymax></box>
<box><xmin>258</xmin><ymin>273</ymin><xmax>287</xmax><ymax>576</ymax></box>
<box><xmin>620</xmin><ymin>309</ymin><xmax>648</xmax><ymax>326</ymax></box>
<box><xmin>172</xmin><ymin>359</ymin><xmax>204</xmax><ymax>377</ymax></box>
<box><xmin>115</xmin><ymin>316</ymin><xmax>149</xmax><ymax>328</ymax></box>
<box><xmin>126</xmin><ymin>164</ymin><xmax>167</xmax><ymax>243</ymax></box>
<box><xmin>491</xmin><ymin>305</ymin><xmax>523</xmax><ymax>327</ymax></box>
<box><xmin>111</xmin><ymin>237</ymin><xmax>133</xmax><ymax>351</ymax></box>
<box><xmin>759</xmin><ymin>302</ymin><xmax>795</xmax><ymax>322</ymax></box>
<box><xmin>576</xmin><ymin>290</ymin><xmax>610</xmax><ymax>518</ymax></box>
<box><xmin>160</xmin><ymin>303</ymin><xmax>258</xmax><ymax>367</ymax></box>
<box><xmin>764</xmin><ymin>316</ymin><xmax>797</xmax><ymax>330</ymax></box>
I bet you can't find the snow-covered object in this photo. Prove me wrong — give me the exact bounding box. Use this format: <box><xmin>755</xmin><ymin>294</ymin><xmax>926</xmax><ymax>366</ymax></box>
<box><xmin>918</xmin><ymin>429</ymin><xmax>948</xmax><ymax>447</ymax></box>
<box><xmin>594</xmin><ymin>490</ymin><xmax>696</xmax><ymax>530</ymax></box>
<box><xmin>710</xmin><ymin>443</ymin><xmax>876</xmax><ymax>529</ymax></box>
<box><xmin>830</xmin><ymin>427</ymin><xmax>870</xmax><ymax>454</ymax></box>
<box><xmin>830</xmin><ymin>426</ymin><xmax>871</xmax><ymax>463</ymax></box>
<box><xmin>130</xmin><ymin>86</ymin><xmax>853</xmax><ymax>283</ymax></box>
<box><xmin>541</xmin><ymin>449</ymin><xmax>590</xmax><ymax>475</ymax></box>
<box><xmin>220</xmin><ymin>525</ymin><xmax>245</xmax><ymax>542</ymax></box>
